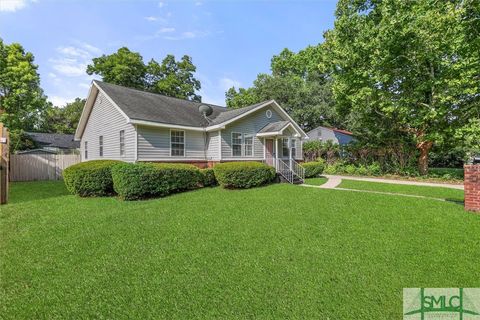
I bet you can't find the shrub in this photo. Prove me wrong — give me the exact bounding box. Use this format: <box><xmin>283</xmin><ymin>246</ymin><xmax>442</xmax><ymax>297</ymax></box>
<box><xmin>63</xmin><ymin>160</ymin><xmax>121</xmax><ymax>197</ymax></box>
<box><xmin>345</xmin><ymin>164</ymin><xmax>356</xmax><ymax>175</ymax></box>
<box><xmin>303</xmin><ymin>161</ymin><xmax>325</xmax><ymax>178</ymax></box>
<box><xmin>112</xmin><ymin>163</ymin><xmax>203</xmax><ymax>200</ymax></box>
<box><xmin>366</xmin><ymin>162</ymin><xmax>382</xmax><ymax>176</ymax></box>
<box><xmin>356</xmin><ymin>165</ymin><xmax>368</xmax><ymax>176</ymax></box>
<box><xmin>201</xmin><ymin>168</ymin><xmax>217</xmax><ymax>187</ymax></box>
<box><xmin>214</xmin><ymin>162</ymin><xmax>276</xmax><ymax>189</ymax></box>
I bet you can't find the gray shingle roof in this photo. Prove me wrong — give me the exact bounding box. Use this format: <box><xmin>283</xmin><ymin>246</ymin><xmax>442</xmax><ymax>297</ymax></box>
<box><xmin>258</xmin><ymin>121</ymin><xmax>290</xmax><ymax>133</ymax></box>
<box><xmin>94</xmin><ymin>81</ymin><xmax>271</xmax><ymax>128</ymax></box>
<box><xmin>207</xmin><ymin>101</ymin><xmax>269</xmax><ymax>125</ymax></box>
<box><xmin>26</xmin><ymin>132</ymin><xmax>80</xmax><ymax>149</ymax></box>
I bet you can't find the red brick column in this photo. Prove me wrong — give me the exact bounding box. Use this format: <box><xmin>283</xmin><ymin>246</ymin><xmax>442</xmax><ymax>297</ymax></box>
<box><xmin>464</xmin><ymin>165</ymin><xmax>480</xmax><ymax>212</ymax></box>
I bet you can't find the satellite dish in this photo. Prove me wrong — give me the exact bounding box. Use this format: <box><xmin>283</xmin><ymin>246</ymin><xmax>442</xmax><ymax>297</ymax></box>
<box><xmin>198</xmin><ymin>104</ymin><xmax>213</xmax><ymax>117</ymax></box>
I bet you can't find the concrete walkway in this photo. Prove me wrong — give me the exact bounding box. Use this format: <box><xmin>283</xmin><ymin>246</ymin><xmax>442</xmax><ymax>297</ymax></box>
<box><xmin>300</xmin><ymin>174</ymin><xmax>464</xmax><ymax>203</ymax></box>
<box><xmin>323</xmin><ymin>175</ymin><xmax>464</xmax><ymax>190</ymax></box>
<box><xmin>300</xmin><ymin>183</ymin><xmax>455</xmax><ymax>202</ymax></box>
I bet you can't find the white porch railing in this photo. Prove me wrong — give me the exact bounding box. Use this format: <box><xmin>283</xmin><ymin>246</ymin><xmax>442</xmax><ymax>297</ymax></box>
<box><xmin>277</xmin><ymin>159</ymin><xmax>294</xmax><ymax>183</ymax></box>
<box><xmin>291</xmin><ymin>159</ymin><xmax>305</xmax><ymax>182</ymax></box>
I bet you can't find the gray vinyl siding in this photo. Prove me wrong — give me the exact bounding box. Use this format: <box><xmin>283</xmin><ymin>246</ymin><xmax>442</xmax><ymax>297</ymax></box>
<box><xmin>80</xmin><ymin>92</ymin><xmax>135</xmax><ymax>162</ymax></box>
<box><xmin>206</xmin><ymin>131</ymin><xmax>220</xmax><ymax>160</ymax></box>
<box><xmin>306</xmin><ymin>127</ymin><xmax>354</xmax><ymax>145</ymax></box>
<box><xmin>221</xmin><ymin>107</ymin><xmax>303</xmax><ymax>160</ymax></box>
<box><xmin>137</xmin><ymin>126</ymin><xmax>207</xmax><ymax>160</ymax></box>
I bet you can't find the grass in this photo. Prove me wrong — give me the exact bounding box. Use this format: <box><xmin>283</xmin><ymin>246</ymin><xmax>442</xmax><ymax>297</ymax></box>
<box><xmin>338</xmin><ymin>179</ymin><xmax>464</xmax><ymax>202</ymax></box>
<box><xmin>1</xmin><ymin>181</ymin><xmax>479</xmax><ymax>319</ymax></box>
<box><xmin>304</xmin><ymin>177</ymin><xmax>328</xmax><ymax>186</ymax></box>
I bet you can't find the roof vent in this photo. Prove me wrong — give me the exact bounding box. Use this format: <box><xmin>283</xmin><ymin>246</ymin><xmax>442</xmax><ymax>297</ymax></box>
<box><xmin>198</xmin><ymin>104</ymin><xmax>213</xmax><ymax>117</ymax></box>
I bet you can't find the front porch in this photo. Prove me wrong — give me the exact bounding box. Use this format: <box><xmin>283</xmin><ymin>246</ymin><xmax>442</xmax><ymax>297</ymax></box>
<box><xmin>257</xmin><ymin>121</ymin><xmax>305</xmax><ymax>183</ymax></box>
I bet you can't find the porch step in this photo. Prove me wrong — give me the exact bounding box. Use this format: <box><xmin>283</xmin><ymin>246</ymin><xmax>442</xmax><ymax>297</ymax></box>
<box><xmin>277</xmin><ymin>172</ymin><xmax>304</xmax><ymax>184</ymax></box>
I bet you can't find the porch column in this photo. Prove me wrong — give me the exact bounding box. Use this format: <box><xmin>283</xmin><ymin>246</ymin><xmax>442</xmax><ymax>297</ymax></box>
<box><xmin>288</xmin><ymin>137</ymin><xmax>292</xmax><ymax>169</ymax></box>
<box><xmin>275</xmin><ymin>138</ymin><xmax>279</xmax><ymax>171</ymax></box>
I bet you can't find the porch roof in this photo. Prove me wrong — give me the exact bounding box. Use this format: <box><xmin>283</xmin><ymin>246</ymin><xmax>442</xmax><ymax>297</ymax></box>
<box><xmin>257</xmin><ymin>121</ymin><xmax>301</xmax><ymax>137</ymax></box>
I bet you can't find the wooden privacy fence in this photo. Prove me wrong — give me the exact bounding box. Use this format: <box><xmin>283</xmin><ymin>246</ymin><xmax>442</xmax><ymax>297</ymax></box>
<box><xmin>0</xmin><ymin>123</ymin><xmax>9</xmax><ymax>204</ymax></box>
<box><xmin>10</xmin><ymin>153</ymin><xmax>80</xmax><ymax>182</ymax></box>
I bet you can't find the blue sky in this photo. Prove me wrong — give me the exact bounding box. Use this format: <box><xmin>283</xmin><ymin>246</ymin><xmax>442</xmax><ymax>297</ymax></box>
<box><xmin>0</xmin><ymin>0</ymin><xmax>336</xmax><ymax>107</ymax></box>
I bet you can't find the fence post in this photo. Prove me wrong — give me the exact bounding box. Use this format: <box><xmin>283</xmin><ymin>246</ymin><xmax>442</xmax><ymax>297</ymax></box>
<box><xmin>0</xmin><ymin>123</ymin><xmax>9</xmax><ymax>204</ymax></box>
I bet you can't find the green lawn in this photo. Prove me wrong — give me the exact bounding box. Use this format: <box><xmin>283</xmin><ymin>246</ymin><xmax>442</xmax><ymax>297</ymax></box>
<box><xmin>304</xmin><ymin>177</ymin><xmax>328</xmax><ymax>186</ymax></box>
<box><xmin>1</xmin><ymin>181</ymin><xmax>478</xmax><ymax>319</ymax></box>
<box><xmin>338</xmin><ymin>179</ymin><xmax>464</xmax><ymax>202</ymax></box>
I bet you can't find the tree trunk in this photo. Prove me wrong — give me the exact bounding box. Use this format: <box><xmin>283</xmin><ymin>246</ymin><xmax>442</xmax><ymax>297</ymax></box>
<box><xmin>417</xmin><ymin>140</ymin><xmax>433</xmax><ymax>175</ymax></box>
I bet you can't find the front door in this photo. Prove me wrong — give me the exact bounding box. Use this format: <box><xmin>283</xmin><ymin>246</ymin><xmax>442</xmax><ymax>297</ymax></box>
<box><xmin>265</xmin><ymin>139</ymin><xmax>274</xmax><ymax>166</ymax></box>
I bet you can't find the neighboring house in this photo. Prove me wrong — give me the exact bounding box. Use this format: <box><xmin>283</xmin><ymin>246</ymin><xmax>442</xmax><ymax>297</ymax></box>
<box><xmin>74</xmin><ymin>81</ymin><xmax>307</xmax><ymax>175</ymax></box>
<box><xmin>306</xmin><ymin>126</ymin><xmax>354</xmax><ymax>145</ymax></box>
<box><xmin>22</xmin><ymin>132</ymin><xmax>80</xmax><ymax>154</ymax></box>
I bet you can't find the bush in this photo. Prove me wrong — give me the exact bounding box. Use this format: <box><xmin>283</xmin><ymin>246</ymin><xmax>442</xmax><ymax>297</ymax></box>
<box><xmin>63</xmin><ymin>160</ymin><xmax>121</xmax><ymax>197</ymax></box>
<box><xmin>366</xmin><ymin>162</ymin><xmax>382</xmax><ymax>176</ymax></box>
<box><xmin>201</xmin><ymin>168</ymin><xmax>217</xmax><ymax>187</ymax></box>
<box><xmin>214</xmin><ymin>162</ymin><xmax>276</xmax><ymax>189</ymax></box>
<box><xmin>112</xmin><ymin>163</ymin><xmax>203</xmax><ymax>200</ymax></box>
<box><xmin>345</xmin><ymin>164</ymin><xmax>356</xmax><ymax>175</ymax></box>
<box><xmin>303</xmin><ymin>161</ymin><xmax>325</xmax><ymax>178</ymax></box>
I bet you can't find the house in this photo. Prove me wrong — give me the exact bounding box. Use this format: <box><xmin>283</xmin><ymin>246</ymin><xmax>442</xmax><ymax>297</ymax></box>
<box><xmin>21</xmin><ymin>132</ymin><xmax>80</xmax><ymax>154</ymax></box>
<box><xmin>74</xmin><ymin>81</ymin><xmax>307</xmax><ymax>177</ymax></box>
<box><xmin>306</xmin><ymin>126</ymin><xmax>354</xmax><ymax>145</ymax></box>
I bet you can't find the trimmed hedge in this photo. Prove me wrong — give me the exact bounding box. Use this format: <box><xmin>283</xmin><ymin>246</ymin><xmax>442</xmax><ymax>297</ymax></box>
<box><xmin>63</xmin><ymin>160</ymin><xmax>121</xmax><ymax>197</ymax></box>
<box><xmin>201</xmin><ymin>168</ymin><xmax>217</xmax><ymax>187</ymax></box>
<box><xmin>213</xmin><ymin>162</ymin><xmax>276</xmax><ymax>189</ymax></box>
<box><xmin>303</xmin><ymin>161</ymin><xmax>325</xmax><ymax>178</ymax></box>
<box><xmin>111</xmin><ymin>162</ymin><xmax>203</xmax><ymax>200</ymax></box>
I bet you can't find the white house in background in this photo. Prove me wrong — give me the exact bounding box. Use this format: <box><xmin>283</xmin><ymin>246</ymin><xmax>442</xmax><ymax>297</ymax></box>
<box><xmin>306</xmin><ymin>126</ymin><xmax>354</xmax><ymax>145</ymax></box>
<box><xmin>74</xmin><ymin>81</ymin><xmax>307</xmax><ymax>182</ymax></box>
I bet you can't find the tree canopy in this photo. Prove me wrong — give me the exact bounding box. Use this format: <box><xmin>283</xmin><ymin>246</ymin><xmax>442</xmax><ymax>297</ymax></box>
<box><xmin>323</xmin><ymin>0</ymin><xmax>480</xmax><ymax>173</ymax></box>
<box><xmin>87</xmin><ymin>47</ymin><xmax>201</xmax><ymax>101</ymax></box>
<box><xmin>225</xmin><ymin>46</ymin><xmax>342</xmax><ymax>132</ymax></box>
<box><xmin>0</xmin><ymin>38</ymin><xmax>48</xmax><ymax>132</ymax></box>
<box><xmin>39</xmin><ymin>98</ymin><xmax>85</xmax><ymax>134</ymax></box>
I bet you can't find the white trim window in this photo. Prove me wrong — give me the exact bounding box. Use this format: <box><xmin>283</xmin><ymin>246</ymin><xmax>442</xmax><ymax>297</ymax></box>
<box><xmin>119</xmin><ymin>130</ymin><xmax>125</xmax><ymax>156</ymax></box>
<box><xmin>244</xmin><ymin>134</ymin><xmax>253</xmax><ymax>157</ymax></box>
<box><xmin>232</xmin><ymin>132</ymin><xmax>242</xmax><ymax>157</ymax></box>
<box><xmin>84</xmin><ymin>141</ymin><xmax>88</xmax><ymax>160</ymax></box>
<box><xmin>99</xmin><ymin>136</ymin><xmax>103</xmax><ymax>157</ymax></box>
<box><xmin>282</xmin><ymin>138</ymin><xmax>289</xmax><ymax>158</ymax></box>
<box><xmin>170</xmin><ymin>130</ymin><xmax>185</xmax><ymax>157</ymax></box>
<box><xmin>290</xmin><ymin>138</ymin><xmax>297</xmax><ymax>159</ymax></box>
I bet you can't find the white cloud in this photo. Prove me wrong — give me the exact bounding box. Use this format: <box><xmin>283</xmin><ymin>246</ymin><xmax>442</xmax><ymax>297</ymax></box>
<box><xmin>219</xmin><ymin>78</ymin><xmax>241</xmax><ymax>91</ymax></box>
<box><xmin>48</xmin><ymin>95</ymin><xmax>76</xmax><ymax>107</ymax></box>
<box><xmin>0</xmin><ymin>0</ymin><xmax>27</xmax><ymax>12</ymax></box>
<box><xmin>48</xmin><ymin>72</ymin><xmax>57</xmax><ymax>78</ymax></box>
<box><xmin>164</xmin><ymin>30</ymin><xmax>209</xmax><ymax>41</ymax></box>
<box><xmin>57</xmin><ymin>46</ymin><xmax>90</xmax><ymax>59</ymax></box>
<box><xmin>78</xmin><ymin>42</ymin><xmax>102</xmax><ymax>55</ymax></box>
<box><xmin>158</xmin><ymin>1</ymin><xmax>164</xmax><ymax>8</ymax></box>
<box><xmin>79</xmin><ymin>83</ymin><xmax>91</xmax><ymax>89</ymax></box>
<box><xmin>145</xmin><ymin>16</ymin><xmax>157</xmax><ymax>21</ymax></box>
<box><xmin>50</xmin><ymin>60</ymin><xmax>87</xmax><ymax>77</ymax></box>
<box><xmin>50</xmin><ymin>42</ymin><xmax>101</xmax><ymax>77</ymax></box>
<box><xmin>195</xmin><ymin>1</ymin><xmax>202</xmax><ymax>6</ymax></box>
<box><xmin>158</xmin><ymin>27</ymin><xmax>175</xmax><ymax>33</ymax></box>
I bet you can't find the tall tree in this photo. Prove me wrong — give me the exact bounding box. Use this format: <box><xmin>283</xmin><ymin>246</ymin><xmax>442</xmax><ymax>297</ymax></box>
<box><xmin>145</xmin><ymin>55</ymin><xmax>201</xmax><ymax>101</ymax></box>
<box><xmin>0</xmin><ymin>39</ymin><xmax>48</xmax><ymax>131</ymax></box>
<box><xmin>225</xmin><ymin>46</ymin><xmax>340</xmax><ymax>131</ymax></box>
<box><xmin>87</xmin><ymin>48</ymin><xmax>202</xmax><ymax>101</ymax></box>
<box><xmin>324</xmin><ymin>0</ymin><xmax>480</xmax><ymax>174</ymax></box>
<box><xmin>40</xmin><ymin>98</ymin><xmax>85</xmax><ymax>134</ymax></box>
<box><xmin>86</xmin><ymin>47</ymin><xmax>146</xmax><ymax>89</ymax></box>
